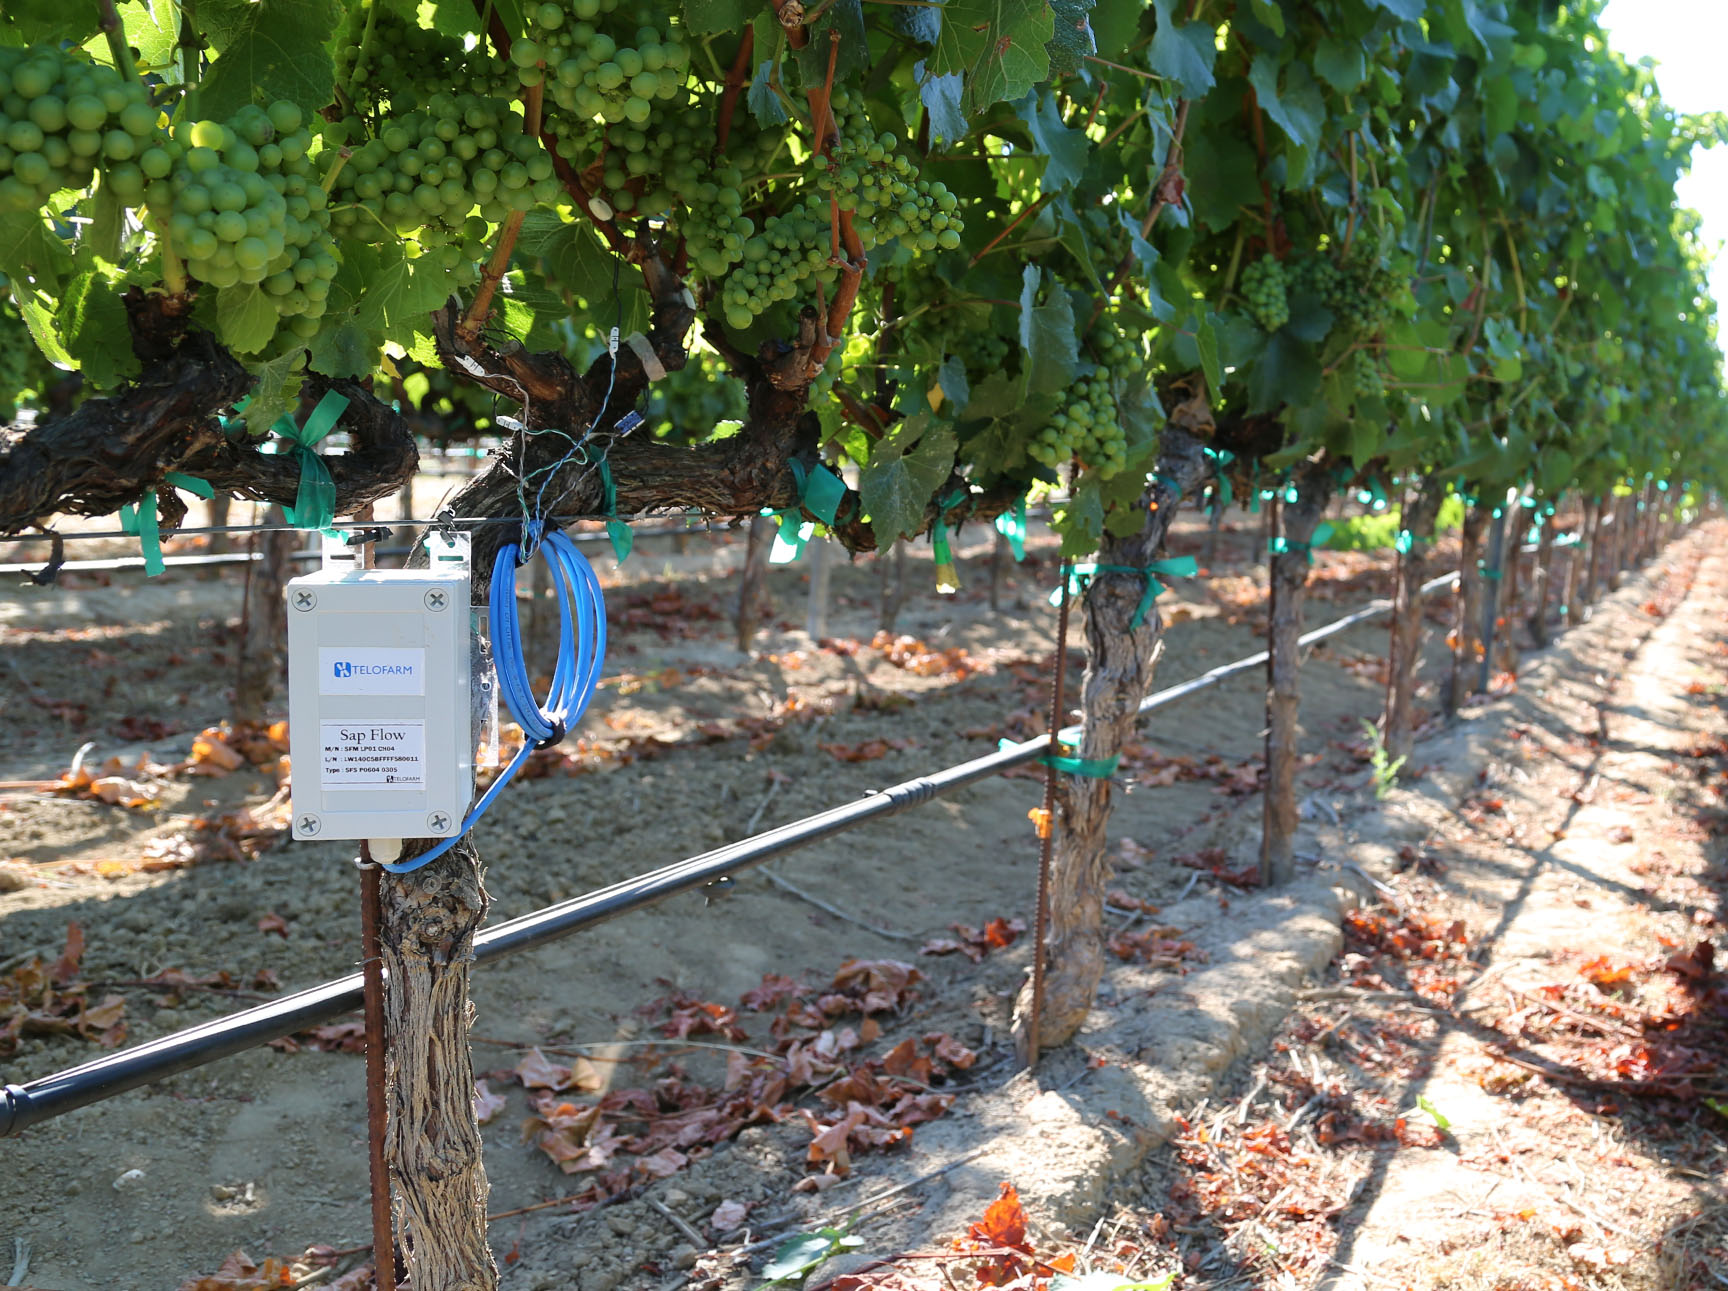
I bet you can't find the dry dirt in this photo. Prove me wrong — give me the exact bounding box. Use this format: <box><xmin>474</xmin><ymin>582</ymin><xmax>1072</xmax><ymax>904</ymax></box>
<box><xmin>7</xmin><ymin>497</ymin><xmax>1702</xmax><ymax>1291</ymax></box>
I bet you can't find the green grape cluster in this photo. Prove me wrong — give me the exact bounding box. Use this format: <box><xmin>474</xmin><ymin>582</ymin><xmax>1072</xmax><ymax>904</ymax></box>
<box><xmin>679</xmin><ymin>163</ymin><xmax>752</xmax><ymax>277</ymax></box>
<box><xmin>516</xmin><ymin>0</ymin><xmax>690</xmax><ymax>126</ymax></box>
<box><xmin>1290</xmin><ymin>253</ymin><xmax>1398</xmax><ymax>338</ymax></box>
<box><xmin>329</xmin><ymin>94</ymin><xmax>552</xmax><ymax>241</ymax></box>
<box><xmin>1351</xmin><ymin>349</ymin><xmax>1385</xmax><ymax>398</ymax></box>
<box><xmin>138</xmin><ymin>103</ymin><xmax>337</xmax><ymax>337</ymax></box>
<box><xmin>335</xmin><ymin>5</ymin><xmax>466</xmax><ymax>113</ymax></box>
<box><xmin>0</xmin><ymin>45</ymin><xmax>155</xmax><ymax>213</ymax></box>
<box><xmin>1030</xmin><ymin>369</ymin><xmax>1126</xmax><ymax>477</ymax></box>
<box><xmin>957</xmin><ymin>329</ymin><xmax>1009</xmax><ymax>372</ymax></box>
<box><xmin>720</xmin><ymin>199</ymin><xmax>834</xmax><ymax>331</ymax></box>
<box><xmin>816</xmin><ymin>133</ymin><xmax>962</xmax><ymax>253</ymax></box>
<box><xmin>1239</xmin><ymin>254</ymin><xmax>1290</xmax><ymax>333</ymax></box>
<box><xmin>645</xmin><ymin>347</ymin><xmax>746</xmax><ymax>444</ymax></box>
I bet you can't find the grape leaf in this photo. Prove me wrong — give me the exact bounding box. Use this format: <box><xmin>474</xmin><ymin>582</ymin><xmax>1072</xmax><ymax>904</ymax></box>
<box><xmin>1248</xmin><ymin>55</ymin><xmax>1324</xmax><ymax>155</ymax></box>
<box><xmin>749</xmin><ymin>60</ymin><xmax>791</xmax><ymax>128</ymax></box>
<box><xmin>895</xmin><ymin>0</ymin><xmax>943</xmax><ymax>45</ymax></box>
<box><xmin>1088</xmin><ymin>0</ymin><xmax>1142</xmax><ymax>54</ymax></box>
<box><xmin>109</xmin><ymin>3</ymin><xmax>182</xmax><ymax>76</ymax></box>
<box><xmin>1246</xmin><ymin>332</ymin><xmax>1322</xmax><ymax>415</ymax></box>
<box><xmin>1018</xmin><ymin>265</ymin><xmax>1079</xmax><ymax>398</ymax></box>
<box><xmin>930</xmin><ymin>0</ymin><xmax>1054</xmax><ymax>117</ymax></box>
<box><xmin>13</xmin><ymin>292</ymin><xmax>73</xmax><ymax>368</ymax></box>
<box><xmin>915</xmin><ymin>61</ymin><xmax>967</xmax><ymax>143</ymax></box>
<box><xmin>793</xmin><ymin>0</ymin><xmax>870</xmax><ymax>87</ymax></box>
<box><xmin>860</xmin><ymin>413</ymin><xmax>957</xmax><ymax>546</ymax></box>
<box><xmin>1</xmin><ymin>0</ymin><xmax>101</xmax><ymax>44</ymax></box>
<box><xmin>1194</xmin><ymin>315</ymin><xmax>1220</xmax><ymax>396</ymax></box>
<box><xmin>308</xmin><ymin>319</ymin><xmax>376</xmax><ymax>379</ymax></box>
<box><xmin>353</xmin><ymin>249</ymin><xmax>455</xmax><ymax>338</ymax></box>
<box><xmin>1147</xmin><ymin>0</ymin><xmax>1214</xmax><ymax>98</ymax></box>
<box><xmin>55</xmin><ymin>266</ymin><xmax>139</xmax><ymax>390</ymax></box>
<box><xmin>1017</xmin><ymin>92</ymin><xmax>1088</xmax><ymax>191</ymax></box>
<box><xmin>1247</xmin><ymin>0</ymin><xmax>1284</xmax><ymax>36</ymax></box>
<box><xmin>938</xmin><ymin>356</ymin><xmax>971</xmax><ymax>413</ymax></box>
<box><xmin>243</xmin><ymin>350</ymin><xmax>308</xmax><ymax>435</ymax></box>
<box><xmin>1314</xmin><ymin>37</ymin><xmax>1366</xmax><ymax>93</ymax></box>
<box><xmin>196</xmin><ymin>0</ymin><xmax>340</xmax><ymax>119</ymax></box>
<box><xmin>1053</xmin><ymin>471</ymin><xmax>1104</xmax><ymax>555</ymax></box>
<box><xmin>216</xmin><ymin>284</ymin><xmax>279</xmax><ymax>356</ymax></box>
<box><xmin>1045</xmin><ymin>0</ymin><xmax>1096</xmax><ymax>77</ymax></box>
<box><xmin>1366</xmin><ymin>0</ymin><xmax>1425</xmax><ymax>18</ymax></box>
<box><xmin>0</xmin><ymin>212</ymin><xmax>71</xmax><ymax>294</ymax></box>
<box><xmin>684</xmin><ymin>0</ymin><xmax>756</xmax><ymax>37</ymax></box>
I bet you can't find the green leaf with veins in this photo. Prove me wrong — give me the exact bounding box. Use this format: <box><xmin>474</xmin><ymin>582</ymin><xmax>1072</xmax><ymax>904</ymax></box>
<box><xmin>1018</xmin><ymin>265</ymin><xmax>1079</xmax><ymax>398</ymax></box>
<box><xmin>1248</xmin><ymin>55</ymin><xmax>1325</xmax><ymax>155</ymax></box>
<box><xmin>1045</xmin><ymin>0</ymin><xmax>1097</xmax><ymax>76</ymax></box>
<box><xmin>930</xmin><ymin>0</ymin><xmax>1055</xmax><ymax>117</ymax></box>
<box><xmin>860</xmin><ymin>413</ymin><xmax>958</xmax><ymax>546</ymax></box>
<box><xmin>216</xmin><ymin>284</ymin><xmax>279</xmax><ymax>356</ymax></box>
<box><xmin>243</xmin><ymin>351</ymin><xmax>309</xmax><ymax>435</ymax></box>
<box><xmin>1147</xmin><ymin>0</ymin><xmax>1215</xmax><ymax>97</ymax></box>
<box><xmin>683</xmin><ymin>0</ymin><xmax>756</xmax><ymax>37</ymax></box>
<box><xmin>55</xmin><ymin>266</ymin><xmax>139</xmax><ymax>390</ymax></box>
<box><xmin>1017</xmin><ymin>92</ymin><xmax>1089</xmax><ymax>191</ymax></box>
<box><xmin>195</xmin><ymin>0</ymin><xmax>339</xmax><ymax>117</ymax></box>
<box><xmin>0</xmin><ymin>212</ymin><xmax>70</xmax><ymax>295</ymax></box>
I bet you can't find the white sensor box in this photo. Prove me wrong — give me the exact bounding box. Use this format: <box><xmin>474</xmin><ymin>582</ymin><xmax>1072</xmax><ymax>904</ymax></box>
<box><xmin>285</xmin><ymin>533</ymin><xmax>473</xmax><ymax>842</ymax></box>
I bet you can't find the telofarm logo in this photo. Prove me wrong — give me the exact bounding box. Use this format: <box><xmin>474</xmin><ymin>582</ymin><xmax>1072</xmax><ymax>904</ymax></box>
<box><xmin>332</xmin><ymin>660</ymin><xmax>417</xmax><ymax>678</ymax></box>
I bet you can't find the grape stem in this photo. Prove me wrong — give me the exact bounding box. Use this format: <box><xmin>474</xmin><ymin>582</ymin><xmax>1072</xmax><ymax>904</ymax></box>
<box><xmin>715</xmin><ymin>28</ymin><xmax>755</xmax><ymax>156</ymax></box>
<box><xmin>1097</xmin><ymin>98</ymin><xmax>1190</xmax><ymax>316</ymax></box>
<box><xmin>459</xmin><ymin>81</ymin><xmax>545</xmax><ymax>345</ymax></box>
<box><xmin>465</xmin><ymin>0</ymin><xmax>629</xmax><ymax>255</ymax></box>
<box><xmin>804</xmin><ymin>30</ymin><xmax>864</xmax><ymax>375</ymax></box>
<box><xmin>97</xmin><ymin>0</ymin><xmax>144</xmax><ymax>87</ymax></box>
<box><xmin>177</xmin><ymin>0</ymin><xmax>199</xmax><ymax>89</ymax></box>
<box><xmin>1341</xmin><ymin>130</ymin><xmax>1360</xmax><ymax>256</ymax></box>
<box><xmin>969</xmin><ymin>194</ymin><xmax>1052</xmax><ymax>267</ymax></box>
<box><xmin>151</xmin><ymin>216</ymin><xmax>189</xmax><ymax>296</ymax></box>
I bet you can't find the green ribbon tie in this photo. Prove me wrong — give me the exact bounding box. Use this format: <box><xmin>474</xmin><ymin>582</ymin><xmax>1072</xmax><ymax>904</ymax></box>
<box><xmin>1202</xmin><ymin>448</ymin><xmax>1233</xmax><ymax>509</ymax></box>
<box><xmin>164</xmin><ymin>472</ymin><xmax>214</xmax><ymax>500</ymax></box>
<box><xmin>994</xmin><ymin>496</ymin><xmax>1027</xmax><ymax>562</ymax></box>
<box><xmin>267</xmin><ymin>389</ymin><xmax>348</xmax><ymax>533</ymax></box>
<box><xmin>1393</xmin><ymin>529</ymin><xmax>1431</xmax><ymax>555</ymax></box>
<box><xmin>596</xmin><ymin>458</ymin><xmax>633</xmax><ymax>564</ymax></box>
<box><xmin>765</xmin><ymin>460</ymin><xmax>845</xmax><ymax>565</ymax></box>
<box><xmin>931</xmin><ymin>488</ymin><xmax>966</xmax><ymax>592</ymax></box>
<box><xmin>1154</xmin><ymin>473</ymin><xmax>1183</xmax><ymax>503</ymax></box>
<box><xmin>1356</xmin><ymin>479</ymin><xmax>1388</xmax><ymax>511</ymax></box>
<box><xmin>1051</xmin><ymin>555</ymin><xmax>1199</xmax><ymax>629</ymax></box>
<box><xmin>997</xmin><ymin>738</ymin><xmax>1119</xmax><ymax>779</ymax></box>
<box><xmin>118</xmin><ymin>491</ymin><xmax>165</xmax><ymax>576</ymax></box>
<box><xmin>1479</xmin><ymin>565</ymin><xmax>1503</xmax><ymax>581</ymax></box>
<box><xmin>1269</xmin><ymin>521</ymin><xmax>1336</xmax><ymax>563</ymax></box>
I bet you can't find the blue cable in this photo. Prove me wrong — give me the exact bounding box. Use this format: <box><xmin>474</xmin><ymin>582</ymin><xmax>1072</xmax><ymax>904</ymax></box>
<box><xmin>381</xmin><ymin>528</ymin><xmax>606</xmax><ymax>874</ymax></box>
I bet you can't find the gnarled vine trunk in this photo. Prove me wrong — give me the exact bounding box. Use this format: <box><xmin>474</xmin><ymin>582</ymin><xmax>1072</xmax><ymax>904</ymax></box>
<box><xmin>1010</xmin><ymin>427</ymin><xmax>1208</xmax><ymax>1057</ymax></box>
<box><xmin>1495</xmin><ymin>504</ymin><xmax>1521</xmax><ymax>678</ymax></box>
<box><xmin>736</xmin><ymin>514</ymin><xmax>775</xmax><ymax>652</ymax></box>
<box><xmin>380</xmin><ymin>843</ymin><xmax>496</xmax><ymax>1291</ymax></box>
<box><xmin>1528</xmin><ymin>508</ymin><xmax>1556</xmax><ymax>647</ymax></box>
<box><xmin>1260</xmin><ymin>459</ymin><xmax>1331</xmax><ymax>885</ymax></box>
<box><xmin>232</xmin><ymin>514</ymin><xmax>296</xmax><ymax>724</ymax></box>
<box><xmin>1380</xmin><ymin>474</ymin><xmax>1442</xmax><ymax>765</ymax></box>
<box><xmin>1583</xmin><ymin>496</ymin><xmax>1606</xmax><ymax>607</ymax></box>
<box><xmin>1561</xmin><ymin>501</ymin><xmax>1585</xmax><ymax>628</ymax></box>
<box><xmin>1446</xmin><ymin>502</ymin><xmax>1489</xmax><ymax>718</ymax></box>
<box><xmin>1477</xmin><ymin>502</ymin><xmax>1509</xmax><ymax>693</ymax></box>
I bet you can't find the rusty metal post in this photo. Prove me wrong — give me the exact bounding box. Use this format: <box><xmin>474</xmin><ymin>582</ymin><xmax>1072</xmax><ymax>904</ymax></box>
<box><xmin>359</xmin><ymin>844</ymin><xmax>398</xmax><ymax>1291</ymax></box>
<box><xmin>1027</xmin><ymin>563</ymin><xmax>1073</xmax><ymax>1070</ymax></box>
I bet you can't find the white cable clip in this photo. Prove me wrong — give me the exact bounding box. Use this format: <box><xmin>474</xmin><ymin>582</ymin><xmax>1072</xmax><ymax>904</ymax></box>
<box><xmin>608</xmin><ymin>326</ymin><xmax>621</xmax><ymax>357</ymax></box>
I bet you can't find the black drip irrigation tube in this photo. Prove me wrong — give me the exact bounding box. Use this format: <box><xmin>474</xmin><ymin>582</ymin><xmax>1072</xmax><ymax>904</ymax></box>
<box><xmin>0</xmin><ymin>571</ymin><xmax>1462</xmax><ymax>1137</ymax></box>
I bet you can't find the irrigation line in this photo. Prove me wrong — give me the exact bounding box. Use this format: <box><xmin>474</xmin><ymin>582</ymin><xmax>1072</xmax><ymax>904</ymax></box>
<box><xmin>0</xmin><ymin>569</ymin><xmax>1465</xmax><ymax>1136</ymax></box>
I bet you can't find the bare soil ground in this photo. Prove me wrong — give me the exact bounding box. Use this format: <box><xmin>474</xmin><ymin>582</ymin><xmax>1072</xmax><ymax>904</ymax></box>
<box><xmin>7</xmin><ymin>497</ymin><xmax>1698</xmax><ymax>1291</ymax></box>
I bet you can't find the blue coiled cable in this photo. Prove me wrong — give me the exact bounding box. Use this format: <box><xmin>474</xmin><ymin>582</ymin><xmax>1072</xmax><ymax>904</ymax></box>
<box><xmin>381</xmin><ymin>527</ymin><xmax>606</xmax><ymax>874</ymax></box>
